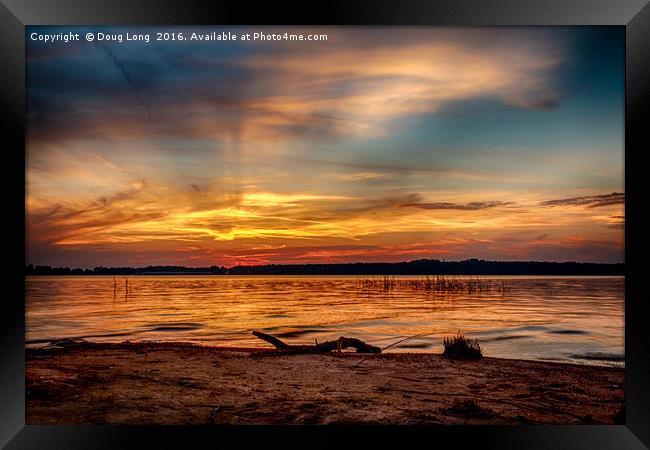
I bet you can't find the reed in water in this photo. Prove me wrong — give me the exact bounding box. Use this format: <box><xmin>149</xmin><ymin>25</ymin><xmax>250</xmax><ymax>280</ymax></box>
<box><xmin>355</xmin><ymin>275</ymin><xmax>510</xmax><ymax>294</ymax></box>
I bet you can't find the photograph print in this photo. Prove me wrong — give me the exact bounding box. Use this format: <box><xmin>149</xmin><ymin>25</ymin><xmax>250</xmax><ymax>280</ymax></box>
<box><xmin>25</xmin><ymin>26</ymin><xmax>625</xmax><ymax>425</ymax></box>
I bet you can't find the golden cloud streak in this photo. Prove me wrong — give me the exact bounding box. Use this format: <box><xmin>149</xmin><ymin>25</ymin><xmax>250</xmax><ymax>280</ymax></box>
<box><xmin>29</xmin><ymin>183</ymin><xmax>624</xmax><ymax>256</ymax></box>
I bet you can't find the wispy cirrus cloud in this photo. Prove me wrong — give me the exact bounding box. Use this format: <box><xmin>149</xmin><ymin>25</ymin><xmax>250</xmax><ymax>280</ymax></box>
<box><xmin>332</xmin><ymin>172</ymin><xmax>391</xmax><ymax>181</ymax></box>
<box><xmin>27</xmin><ymin>27</ymin><xmax>568</xmax><ymax>146</ymax></box>
<box><xmin>401</xmin><ymin>200</ymin><xmax>514</xmax><ymax>211</ymax></box>
<box><xmin>539</xmin><ymin>192</ymin><xmax>624</xmax><ymax>208</ymax></box>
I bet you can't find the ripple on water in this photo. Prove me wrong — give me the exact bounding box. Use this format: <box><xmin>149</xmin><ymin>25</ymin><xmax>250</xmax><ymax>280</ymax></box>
<box><xmin>274</xmin><ymin>329</ymin><xmax>327</xmax><ymax>338</ymax></box>
<box><xmin>481</xmin><ymin>334</ymin><xmax>531</xmax><ymax>342</ymax></box>
<box><xmin>569</xmin><ymin>352</ymin><xmax>625</xmax><ymax>362</ymax></box>
<box><xmin>548</xmin><ymin>329</ymin><xmax>588</xmax><ymax>335</ymax></box>
<box><xmin>143</xmin><ymin>322</ymin><xmax>205</xmax><ymax>332</ymax></box>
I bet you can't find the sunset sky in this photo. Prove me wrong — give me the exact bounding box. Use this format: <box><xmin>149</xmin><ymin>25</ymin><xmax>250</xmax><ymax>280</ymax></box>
<box><xmin>26</xmin><ymin>27</ymin><xmax>624</xmax><ymax>268</ymax></box>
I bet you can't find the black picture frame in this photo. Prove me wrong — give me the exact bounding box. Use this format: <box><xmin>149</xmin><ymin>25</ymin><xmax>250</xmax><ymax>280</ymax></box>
<box><xmin>2</xmin><ymin>0</ymin><xmax>649</xmax><ymax>448</ymax></box>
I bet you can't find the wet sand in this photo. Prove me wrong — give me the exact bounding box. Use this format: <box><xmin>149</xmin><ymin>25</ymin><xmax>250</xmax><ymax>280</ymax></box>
<box><xmin>26</xmin><ymin>341</ymin><xmax>625</xmax><ymax>425</ymax></box>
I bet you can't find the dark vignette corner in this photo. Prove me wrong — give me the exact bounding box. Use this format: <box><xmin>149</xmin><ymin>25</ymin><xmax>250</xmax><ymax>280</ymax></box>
<box><xmin>625</xmin><ymin>0</ymin><xmax>650</xmax><ymax>447</ymax></box>
<box><xmin>0</xmin><ymin>0</ymin><xmax>26</xmax><ymax>448</ymax></box>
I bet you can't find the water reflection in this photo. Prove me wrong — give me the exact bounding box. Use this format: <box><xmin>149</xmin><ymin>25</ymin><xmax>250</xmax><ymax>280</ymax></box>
<box><xmin>26</xmin><ymin>275</ymin><xmax>624</xmax><ymax>366</ymax></box>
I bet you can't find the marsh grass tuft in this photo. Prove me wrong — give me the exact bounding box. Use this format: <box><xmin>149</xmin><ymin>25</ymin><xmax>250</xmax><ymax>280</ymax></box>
<box><xmin>356</xmin><ymin>275</ymin><xmax>509</xmax><ymax>294</ymax></box>
<box><xmin>442</xmin><ymin>331</ymin><xmax>483</xmax><ymax>360</ymax></box>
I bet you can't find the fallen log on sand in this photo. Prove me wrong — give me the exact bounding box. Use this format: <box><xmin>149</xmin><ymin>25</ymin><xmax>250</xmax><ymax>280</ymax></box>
<box><xmin>252</xmin><ymin>331</ymin><xmax>382</xmax><ymax>354</ymax></box>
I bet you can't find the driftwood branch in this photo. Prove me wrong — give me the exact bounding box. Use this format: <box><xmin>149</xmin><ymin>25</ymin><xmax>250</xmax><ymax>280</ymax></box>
<box><xmin>252</xmin><ymin>331</ymin><xmax>381</xmax><ymax>354</ymax></box>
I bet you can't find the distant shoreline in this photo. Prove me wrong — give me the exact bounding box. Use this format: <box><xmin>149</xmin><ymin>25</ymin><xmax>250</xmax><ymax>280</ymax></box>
<box><xmin>25</xmin><ymin>259</ymin><xmax>625</xmax><ymax>276</ymax></box>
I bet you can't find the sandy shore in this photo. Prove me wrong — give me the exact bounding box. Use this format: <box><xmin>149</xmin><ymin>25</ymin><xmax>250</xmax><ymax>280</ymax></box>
<box><xmin>26</xmin><ymin>341</ymin><xmax>624</xmax><ymax>425</ymax></box>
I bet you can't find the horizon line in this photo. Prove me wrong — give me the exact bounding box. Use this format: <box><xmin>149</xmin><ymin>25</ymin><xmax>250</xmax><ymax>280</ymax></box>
<box><xmin>25</xmin><ymin>258</ymin><xmax>625</xmax><ymax>272</ymax></box>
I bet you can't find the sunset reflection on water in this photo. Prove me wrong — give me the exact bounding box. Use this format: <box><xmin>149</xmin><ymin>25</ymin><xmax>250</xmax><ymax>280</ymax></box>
<box><xmin>26</xmin><ymin>275</ymin><xmax>624</xmax><ymax>366</ymax></box>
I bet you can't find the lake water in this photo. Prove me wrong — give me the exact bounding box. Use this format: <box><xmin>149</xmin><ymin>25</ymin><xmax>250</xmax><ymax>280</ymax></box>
<box><xmin>25</xmin><ymin>275</ymin><xmax>624</xmax><ymax>367</ymax></box>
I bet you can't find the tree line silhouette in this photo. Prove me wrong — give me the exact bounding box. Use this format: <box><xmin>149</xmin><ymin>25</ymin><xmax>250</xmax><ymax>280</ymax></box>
<box><xmin>25</xmin><ymin>259</ymin><xmax>624</xmax><ymax>276</ymax></box>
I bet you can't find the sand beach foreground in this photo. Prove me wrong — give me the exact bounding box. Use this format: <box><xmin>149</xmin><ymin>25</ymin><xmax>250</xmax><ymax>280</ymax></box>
<box><xmin>26</xmin><ymin>341</ymin><xmax>624</xmax><ymax>425</ymax></box>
